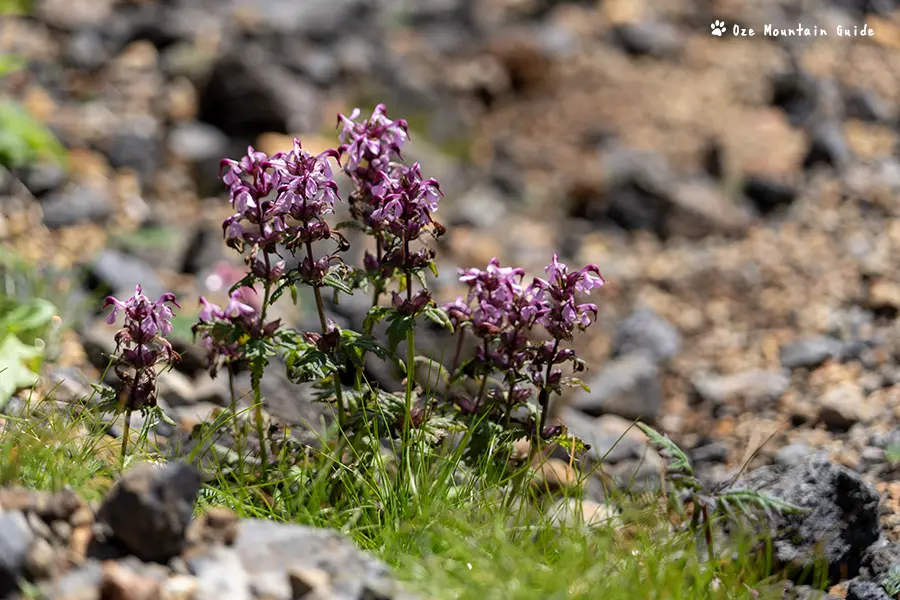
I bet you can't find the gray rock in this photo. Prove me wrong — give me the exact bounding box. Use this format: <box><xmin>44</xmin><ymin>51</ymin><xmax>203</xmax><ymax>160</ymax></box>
<box><xmin>691</xmin><ymin>370</ymin><xmax>789</xmax><ymax>408</ymax></box>
<box><xmin>157</xmin><ymin>370</ymin><xmax>200</xmax><ymax>407</ymax></box>
<box><xmin>98</xmin><ymin>462</ymin><xmax>203</xmax><ymax>563</ymax></box>
<box><xmin>199</xmin><ymin>47</ymin><xmax>321</xmax><ymax>136</ymax></box>
<box><xmin>40</xmin><ymin>184</ymin><xmax>113</xmax><ymax>229</ymax></box>
<box><xmin>0</xmin><ymin>511</ymin><xmax>35</xmax><ymax>596</ymax></box>
<box><xmin>234</xmin><ymin>0</ymin><xmax>365</xmax><ymax>40</ymax></box>
<box><xmin>570</xmin><ymin>353</ymin><xmax>662</xmax><ymax>422</ymax></box>
<box><xmin>780</xmin><ymin>336</ymin><xmax>845</xmax><ymax>369</ymax></box>
<box><xmin>167</xmin><ymin>122</ymin><xmax>230</xmax><ymax>164</ymax></box>
<box><xmin>612</xmin><ymin>307</ymin><xmax>682</xmax><ymax>363</ymax></box>
<box><xmin>37</xmin><ymin>559</ymin><xmax>103</xmax><ymax>600</ymax></box>
<box><xmin>16</xmin><ymin>162</ymin><xmax>66</xmax><ymax>198</ymax></box>
<box><xmin>230</xmin><ymin>519</ymin><xmax>415</xmax><ymax>600</ymax></box>
<box><xmin>804</xmin><ymin>121</ymin><xmax>851</xmax><ymax>171</ymax></box>
<box><xmin>613</xmin><ymin>21</ymin><xmax>684</xmax><ymax>58</ymax></box>
<box><xmin>88</xmin><ymin>248</ymin><xmax>164</xmax><ymax>301</ymax></box>
<box><xmin>188</xmin><ymin>547</ymin><xmax>252</xmax><ymax>600</ymax></box>
<box><xmin>845</xmin><ymin>89</ymin><xmax>894</xmax><ymax>123</ymax></box>
<box><xmin>737</xmin><ymin>455</ymin><xmax>881</xmax><ymax>581</ymax></box>
<box><xmin>558</xmin><ymin>408</ymin><xmax>663</xmax><ymax>491</ymax></box>
<box><xmin>862</xmin><ymin>539</ymin><xmax>900</xmax><ymax>582</ymax></box>
<box><xmin>847</xmin><ymin>579</ymin><xmax>892</xmax><ymax>600</ymax></box>
<box><xmin>774</xmin><ymin>443</ymin><xmax>814</xmax><ymax>466</ymax></box>
<box><xmin>65</xmin><ymin>30</ymin><xmax>109</xmax><ymax>71</ymax></box>
<box><xmin>105</xmin><ymin>118</ymin><xmax>163</xmax><ymax>185</ymax></box>
<box><xmin>449</xmin><ymin>185</ymin><xmax>508</xmax><ymax>229</ymax></box>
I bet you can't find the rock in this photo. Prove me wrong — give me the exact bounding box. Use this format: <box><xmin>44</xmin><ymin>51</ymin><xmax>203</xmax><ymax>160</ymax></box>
<box><xmin>38</xmin><ymin>559</ymin><xmax>104</xmax><ymax>600</ymax></box>
<box><xmin>167</xmin><ymin>122</ymin><xmax>230</xmax><ymax>165</ymax></box>
<box><xmin>547</xmin><ymin>498</ymin><xmax>619</xmax><ymax>529</ymax></box>
<box><xmin>235</xmin><ymin>0</ymin><xmax>365</xmax><ymax>40</ymax></box>
<box><xmin>775</xmin><ymin>443</ymin><xmax>814</xmax><ymax>466</ymax></box>
<box><xmin>559</xmin><ymin>409</ymin><xmax>653</xmax><ymax>463</ymax></box>
<box><xmin>198</xmin><ymin>47</ymin><xmax>320</xmax><ymax>137</ymax></box>
<box><xmin>187</xmin><ymin>547</ymin><xmax>251</xmax><ymax>600</ymax></box>
<box><xmin>611</xmin><ymin>307</ymin><xmax>682</xmax><ymax>363</ymax></box>
<box><xmin>743</xmin><ymin>177</ymin><xmax>798</xmax><ymax>214</ymax></box>
<box><xmin>846</xmin><ymin>579</ymin><xmax>892</xmax><ymax>600</ymax></box>
<box><xmin>0</xmin><ymin>511</ymin><xmax>35</xmax><ymax>596</ymax></box>
<box><xmin>612</xmin><ymin>21</ymin><xmax>683</xmax><ymax>57</ymax></box>
<box><xmin>690</xmin><ymin>442</ymin><xmax>729</xmax><ymax>464</ymax></box>
<box><xmin>780</xmin><ymin>336</ymin><xmax>846</xmax><ymax>370</ymax></box>
<box><xmin>39</xmin><ymin>184</ymin><xmax>113</xmax><ymax>229</ymax></box>
<box><xmin>449</xmin><ymin>184</ymin><xmax>508</xmax><ymax>229</ymax></box>
<box><xmin>98</xmin><ymin>463</ymin><xmax>203</xmax><ymax>563</ymax></box>
<box><xmin>804</xmin><ymin>121</ymin><xmax>851</xmax><ymax>171</ymax></box>
<box><xmin>845</xmin><ymin>89</ymin><xmax>894</xmax><ymax>123</ymax></box>
<box><xmin>737</xmin><ymin>455</ymin><xmax>881</xmax><ymax>581</ymax></box>
<box><xmin>690</xmin><ymin>370</ymin><xmax>789</xmax><ymax>408</ymax></box>
<box><xmin>862</xmin><ymin>539</ymin><xmax>900</xmax><ymax>582</ymax></box>
<box><xmin>86</xmin><ymin>249</ymin><xmax>164</xmax><ymax>302</ymax></box>
<box><xmin>24</xmin><ymin>537</ymin><xmax>57</xmax><ymax>580</ymax></box>
<box><xmin>531</xmin><ymin>458</ymin><xmax>582</xmax><ymax>494</ymax></box>
<box><xmin>818</xmin><ymin>382</ymin><xmax>868</xmax><ymax>429</ymax></box>
<box><xmin>104</xmin><ymin>118</ymin><xmax>163</xmax><ymax>185</ymax></box>
<box><xmin>770</xmin><ymin>69</ymin><xmax>821</xmax><ymax>127</ymax></box>
<box><xmin>100</xmin><ymin>560</ymin><xmax>164</xmax><ymax>600</ymax></box>
<box><xmin>16</xmin><ymin>162</ymin><xmax>66</xmax><ymax>198</ymax></box>
<box><xmin>65</xmin><ymin>30</ymin><xmax>110</xmax><ymax>71</ymax></box>
<box><xmin>229</xmin><ymin>520</ymin><xmax>415</xmax><ymax>600</ymax></box>
<box><xmin>558</xmin><ymin>408</ymin><xmax>663</xmax><ymax>491</ymax></box>
<box><xmin>569</xmin><ymin>353</ymin><xmax>662</xmax><ymax>422</ymax></box>
<box><xmin>157</xmin><ymin>371</ymin><xmax>199</xmax><ymax>407</ymax></box>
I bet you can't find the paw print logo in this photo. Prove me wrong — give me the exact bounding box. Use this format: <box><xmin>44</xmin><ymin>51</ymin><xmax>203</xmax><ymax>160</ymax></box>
<box><xmin>710</xmin><ymin>20</ymin><xmax>726</xmax><ymax>36</ymax></box>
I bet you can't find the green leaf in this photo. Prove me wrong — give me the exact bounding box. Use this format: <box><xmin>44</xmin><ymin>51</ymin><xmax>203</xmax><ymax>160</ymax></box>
<box><xmin>428</xmin><ymin>262</ymin><xmax>439</xmax><ymax>277</ymax></box>
<box><xmin>363</xmin><ymin>306</ymin><xmax>391</xmax><ymax>335</ymax></box>
<box><xmin>0</xmin><ymin>298</ymin><xmax>55</xmax><ymax>335</ymax></box>
<box><xmin>0</xmin><ymin>100</ymin><xmax>67</xmax><ymax>169</ymax></box>
<box><xmin>290</xmin><ymin>283</ymin><xmax>298</xmax><ymax>306</ymax></box>
<box><xmin>422</xmin><ymin>305</ymin><xmax>453</xmax><ymax>331</ymax></box>
<box><xmin>386</xmin><ymin>313</ymin><xmax>415</xmax><ymax>352</ymax></box>
<box><xmin>635</xmin><ymin>421</ymin><xmax>694</xmax><ymax>478</ymax></box>
<box><xmin>322</xmin><ymin>272</ymin><xmax>354</xmax><ymax>296</ymax></box>
<box><xmin>0</xmin><ymin>333</ymin><xmax>44</xmax><ymax>410</ymax></box>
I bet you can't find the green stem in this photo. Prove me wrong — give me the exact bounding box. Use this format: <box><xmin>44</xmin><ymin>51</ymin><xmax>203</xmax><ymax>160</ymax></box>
<box><xmin>120</xmin><ymin>409</ymin><xmax>132</xmax><ymax>468</ymax></box>
<box><xmin>537</xmin><ymin>339</ymin><xmax>560</xmax><ymax>436</ymax></box>
<box><xmin>306</xmin><ymin>240</ymin><xmax>346</xmax><ymax>432</ymax></box>
<box><xmin>227</xmin><ymin>363</ymin><xmax>247</xmax><ymax>491</ymax></box>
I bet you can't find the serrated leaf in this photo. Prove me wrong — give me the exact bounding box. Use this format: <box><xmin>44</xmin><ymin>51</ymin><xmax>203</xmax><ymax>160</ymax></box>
<box><xmin>386</xmin><ymin>313</ymin><xmax>415</xmax><ymax>352</ymax></box>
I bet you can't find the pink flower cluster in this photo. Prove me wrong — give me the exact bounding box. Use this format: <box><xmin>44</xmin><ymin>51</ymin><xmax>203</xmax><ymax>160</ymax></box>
<box><xmin>445</xmin><ymin>254</ymin><xmax>605</xmax><ymax>387</ymax></box>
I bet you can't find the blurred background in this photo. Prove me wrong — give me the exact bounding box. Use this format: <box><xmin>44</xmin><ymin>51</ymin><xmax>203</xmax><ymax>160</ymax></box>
<box><xmin>4</xmin><ymin>0</ymin><xmax>900</xmax><ymax>529</ymax></box>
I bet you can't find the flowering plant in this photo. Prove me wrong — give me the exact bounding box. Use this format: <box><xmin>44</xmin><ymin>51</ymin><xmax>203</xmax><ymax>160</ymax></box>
<box><xmin>94</xmin><ymin>103</ymin><xmax>608</xmax><ymax>485</ymax></box>
<box><xmin>102</xmin><ymin>285</ymin><xmax>181</xmax><ymax>460</ymax></box>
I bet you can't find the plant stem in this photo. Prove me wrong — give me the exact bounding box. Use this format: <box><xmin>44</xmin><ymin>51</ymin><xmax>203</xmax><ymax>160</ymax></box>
<box><xmin>450</xmin><ymin>328</ymin><xmax>465</xmax><ymax>377</ymax></box>
<box><xmin>306</xmin><ymin>240</ymin><xmax>347</xmax><ymax>432</ymax></box>
<box><xmin>537</xmin><ymin>339</ymin><xmax>560</xmax><ymax>436</ymax></box>
<box><xmin>120</xmin><ymin>409</ymin><xmax>132</xmax><ymax>468</ymax></box>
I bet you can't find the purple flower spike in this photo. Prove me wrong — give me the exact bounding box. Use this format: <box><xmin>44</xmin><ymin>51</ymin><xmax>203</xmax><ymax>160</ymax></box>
<box><xmin>103</xmin><ymin>285</ymin><xmax>181</xmax><ymax>410</ymax></box>
<box><xmin>337</xmin><ymin>104</ymin><xmax>409</xmax><ymax>178</ymax></box>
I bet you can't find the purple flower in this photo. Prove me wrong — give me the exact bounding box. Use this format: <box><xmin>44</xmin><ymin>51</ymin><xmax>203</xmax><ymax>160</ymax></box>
<box><xmin>368</xmin><ymin>163</ymin><xmax>442</xmax><ymax>241</ymax></box>
<box><xmin>531</xmin><ymin>254</ymin><xmax>604</xmax><ymax>341</ymax></box>
<box><xmin>337</xmin><ymin>104</ymin><xmax>409</xmax><ymax>180</ymax></box>
<box><xmin>269</xmin><ymin>139</ymin><xmax>342</xmax><ymax>223</ymax></box>
<box><xmin>102</xmin><ymin>285</ymin><xmax>180</xmax><ymax>408</ymax></box>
